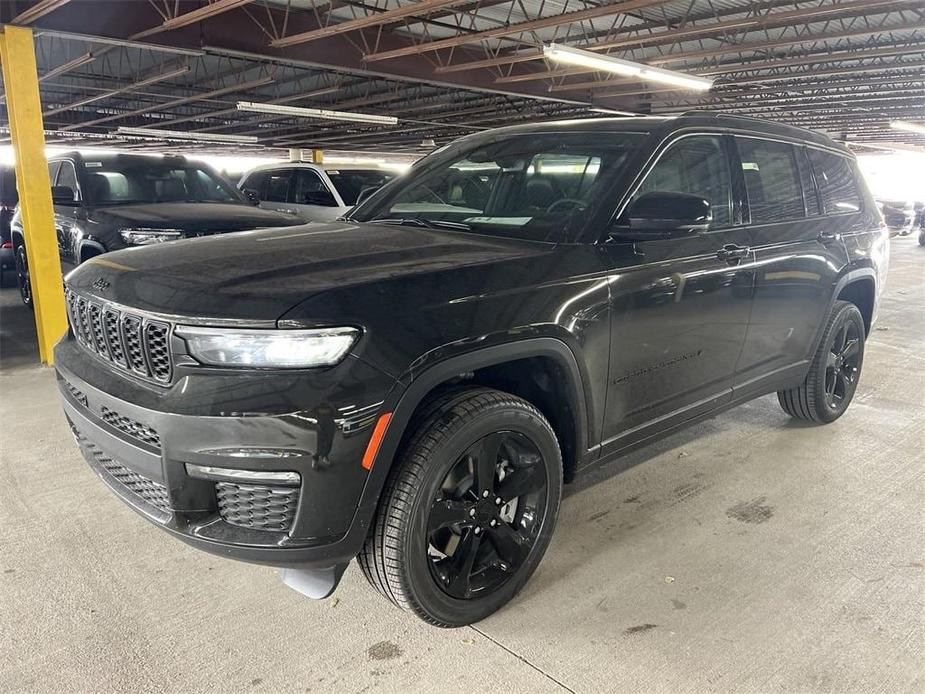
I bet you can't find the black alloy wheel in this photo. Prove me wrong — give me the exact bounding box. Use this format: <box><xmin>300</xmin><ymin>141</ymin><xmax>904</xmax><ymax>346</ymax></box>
<box><xmin>359</xmin><ymin>388</ymin><xmax>562</xmax><ymax>626</ymax></box>
<box><xmin>777</xmin><ymin>300</ymin><xmax>865</xmax><ymax>423</ymax></box>
<box><xmin>15</xmin><ymin>245</ymin><xmax>32</xmax><ymax>308</ymax></box>
<box><xmin>823</xmin><ymin>319</ymin><xmax>862</xmax><ymax>411</ymax></box>
<box><xmin>427</xmin><ymin>431</ymin><xmax>548</xmax><ymax>600</ymax></box>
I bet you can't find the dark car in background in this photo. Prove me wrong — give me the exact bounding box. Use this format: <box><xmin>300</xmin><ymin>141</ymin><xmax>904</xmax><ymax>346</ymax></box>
<box><xmin>10</xmin><ymin>152</ymin><xmax>302</xmax><ymax>306</ymax></box>
<box><xmin>876</xmin><ymin>198</ymin><xmax>915</xmax><ymax>236</ymax></box>
<box><xmin>56</xmin><ymin>113</ymin><xmax>887</xmax><ymax>627</ymax></box>
<box><xmin>1</xmin><ymin>165</ymin><xmax>17</xmax><ymax>285</ymax></box>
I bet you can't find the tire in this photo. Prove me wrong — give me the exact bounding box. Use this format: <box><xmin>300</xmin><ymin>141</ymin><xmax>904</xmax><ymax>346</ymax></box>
<box><xmin>14</xmin><ymin>244</ymin><xmax>33</xmax><ymax>309</ymax></box>
<box><xmin>777</xmin><ymin>300</ymin><xmax>865</xmax><ymax>424</ymax></box>
<box><xmin>358</xmin><ymin>387</ymin><xmax>562</xmax><ymax>627</ymax></box>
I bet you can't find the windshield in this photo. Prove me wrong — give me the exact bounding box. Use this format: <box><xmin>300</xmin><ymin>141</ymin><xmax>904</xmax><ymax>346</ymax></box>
<box><xmin>83</xmin><ymin>160</ymin><xmax>244</xmax><ymax>205</ymax></box>
<box><xmin>352</xmin><ymin>132</ymin><xmax>645</xmax><ymax>242</ymax></box>
<box><xmin>325</xmin><ymin>169</ymin><xmax>396</xmax><ymax>205</ymax></box>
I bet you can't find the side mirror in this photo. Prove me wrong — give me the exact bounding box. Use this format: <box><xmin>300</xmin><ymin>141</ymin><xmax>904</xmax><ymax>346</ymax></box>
<box><xmin>51</xmin><ymin>185</ymin><xmax>77</xmax><ymax>205</ymax></box>
<box><xmin>355</xmin><ymin>185</ymin><xmax>380</xmax><ymax>207</ymax></box>
<box><xmin>612</xmin><ymin>191</ymin><xmax>712</xmax><ymax>241</ymax></box>
<box><xmin>303</xmin><ymin>190</ymin><xmax>338</xmax><ymax>207</ymax></box>
<box><xmin>242</xmin><ymin>188</ymin><xmax>261</xmax><ymax>206</ymax></box>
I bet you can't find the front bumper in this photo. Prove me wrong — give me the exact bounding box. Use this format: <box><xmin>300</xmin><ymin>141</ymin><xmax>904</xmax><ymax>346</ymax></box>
<box><xmin>56</xmin><ymin>342</ymin><xmax>398</xmax><ymax>572</ymax></box>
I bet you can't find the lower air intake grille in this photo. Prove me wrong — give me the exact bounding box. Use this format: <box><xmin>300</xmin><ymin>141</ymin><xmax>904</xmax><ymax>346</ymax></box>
<box><xmin>100</xmin><ymin>406</ymin><xmax>161</xmax><ymax>449</ymax></box>
<box><xmin>216</xmin><ymin>482</ymin><xmax>298</xmax><ymax>532</ymax></box>
<box><xmin>63</xmin><ymin>378</ymin><xmax>87</xmax><ymax>407</ymax></box>
<box><xmin>75</xmin><ymin>430</ymin><xmax>172</xmax><ymax>515</ymax></box>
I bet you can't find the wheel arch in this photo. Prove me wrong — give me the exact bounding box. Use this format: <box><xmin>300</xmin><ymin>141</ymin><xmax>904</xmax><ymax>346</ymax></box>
<box><xmin>355</xmin><ymin>338</ymin><xmax>592</xmax><ymax>532</ymax></box>
<box><xmin>835</xmin><ymin>273</ymin><xmax>876</xmax><ymax>334</ymax></box>
<box><xmin>78</xmin><ymin>239</ymin><xmax>106</xmax><ymax>262</ymax></box>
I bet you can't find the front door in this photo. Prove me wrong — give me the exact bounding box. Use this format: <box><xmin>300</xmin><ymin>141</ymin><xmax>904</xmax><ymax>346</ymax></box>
<box><xmin>600</xmin><ymin>134</ymin><xmax>754</xmax><ymax>453</ymax></box>
<box><xmin>53</xmin><ymin>160</ymin><xmax>83</xmax><ymax>268</ymax></box>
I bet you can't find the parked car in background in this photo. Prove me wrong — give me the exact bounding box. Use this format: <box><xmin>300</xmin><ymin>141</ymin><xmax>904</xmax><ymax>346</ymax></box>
<box><xmin>876</xmin><ymin>198</ymin><xmax>915</xmax><ymax>236</ymax></box>
<box><xmin>56</xmin><ymin>113</ymin><xmax>887</xmax><ymax>626</ymax></box>
<box><xmin>239</xmin><ymin>162</ymin><xmax>396</xmax><ymax>222</ymax></box>
<box><xmin>1</xmin><ymin>165</ymin><xmax>17</xmax><ymax>285</ymax></box>
<box><xmin>10</xmin><ymin>152</ymin><xmax>302</xmax><ymax>306</ymax></box>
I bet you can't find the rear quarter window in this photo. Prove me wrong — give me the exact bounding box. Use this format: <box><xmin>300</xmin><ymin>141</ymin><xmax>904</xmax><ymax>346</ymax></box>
<box><xmin>807</xmin><ymin>149</ymin><xmax>862</xmax><ymax>214</ymax></box>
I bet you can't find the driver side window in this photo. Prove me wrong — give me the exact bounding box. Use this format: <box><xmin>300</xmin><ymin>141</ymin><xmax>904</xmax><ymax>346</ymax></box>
<box><xmin>633</xmin><ymin>136</ymin><xmax>732</xmax><ymax>228</ymax></box>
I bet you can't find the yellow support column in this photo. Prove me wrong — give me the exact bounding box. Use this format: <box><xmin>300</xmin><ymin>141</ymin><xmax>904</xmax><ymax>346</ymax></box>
<box><xmin>311</xmin><ymin>148</ymin><xmax>323</xmax><ymax>164</ymax></box>
<box><xmin>0</xmin><ymin>25</ymin><xmax>67</xmax><ymax>364</ymax></box>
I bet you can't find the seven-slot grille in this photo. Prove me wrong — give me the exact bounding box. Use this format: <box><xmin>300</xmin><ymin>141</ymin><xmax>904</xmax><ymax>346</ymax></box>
<box><xmin>65</xmin><ymin>288</ymin><xmax>172</xmax><ymax>384</ymax></box>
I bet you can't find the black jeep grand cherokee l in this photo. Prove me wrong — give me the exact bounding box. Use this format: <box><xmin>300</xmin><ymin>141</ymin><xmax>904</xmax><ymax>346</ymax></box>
<box><xmin>56</xmin><ymin>113</ymin><xmax>887</xmax><ymax>627</ymax></box>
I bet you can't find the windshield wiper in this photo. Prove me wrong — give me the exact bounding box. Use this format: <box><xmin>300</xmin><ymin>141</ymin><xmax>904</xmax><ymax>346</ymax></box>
<box><xmin>369</xmin><ymin>217</ymin><xmax>470</xmax><ymax>231</ymax></box>
<box><xmin>369</xmin><ymin>217</ymin><xmax>435</xmax><ymax>228</ymax></box>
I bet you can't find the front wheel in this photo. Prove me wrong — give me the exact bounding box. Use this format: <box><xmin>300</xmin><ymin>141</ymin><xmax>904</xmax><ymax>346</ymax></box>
<box><xmin>777</xmin><ymin>300</ymin><xmax>865</xmax><ymax>423</ymax></box>
<box><xmin>14</xmin><ymin>245</ymin><xmax>32</xmax><ymax>308</ymax></box>
<box><xmin>359</xmin><ymin>388</ymin><xmax>562</xmax><ymax>627</ymax></box>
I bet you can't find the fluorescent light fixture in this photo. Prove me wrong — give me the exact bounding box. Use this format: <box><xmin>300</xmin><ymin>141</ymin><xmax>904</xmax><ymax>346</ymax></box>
<box><xmin>589</xmin><ymin>107</ymin><xmax>639</xmax><ymax>116</ymax></box>
<box><xmin>544</xmin><ymin>43</ymin><xmax>713</xmax><ymax>92</ymax></box>
<box><xmin>117</xmin><ymin>126</ymin><xmax>258</xmax><ymax>144</ymax></box>
<box><xmin>236</xmin><ymin>101</ymin><xmax>398</xmax><ymax>125</ymax></box>
<box><xmin>890</xmin><ymin>120</ymin><xmax>925</xmax><ymax>135</ymax></box>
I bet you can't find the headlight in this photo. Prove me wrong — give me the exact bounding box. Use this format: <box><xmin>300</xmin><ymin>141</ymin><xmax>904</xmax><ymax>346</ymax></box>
<box><xmin>175</xmin><ymin>326</ymin><xmax>359</xmax><ymax>368</ymax></box>
<box><xmin>120</xmin><ymin>228</ymin><xmax>183</xmax><ymax>245</ymax></box>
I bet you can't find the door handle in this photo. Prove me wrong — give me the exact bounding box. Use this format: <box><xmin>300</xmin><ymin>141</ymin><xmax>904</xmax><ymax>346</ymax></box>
<box><xmin>716</xmin><ymin>243</ymin><xmax>750</xmax><ymax>263</ymax></box>
<box><xmin>817</xmin><ymin>231</ymin><xmax>841</xmax><ymax>244</ymax></box>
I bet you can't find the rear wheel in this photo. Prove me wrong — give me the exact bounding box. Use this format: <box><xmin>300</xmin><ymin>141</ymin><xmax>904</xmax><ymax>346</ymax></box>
<box><xmin>359</xmin><ymin>388</ymin><xmax>562</xmax><ymax>627</ymax></box>
<box><xmin>777</xmin><ymin>300</ymin><xmax>865</xmax><ymax>423</ymax></box>
<box><xmin>14</xmin><ymin>244</ymin><xmax>32</xmax><ymax>308</ymax></box>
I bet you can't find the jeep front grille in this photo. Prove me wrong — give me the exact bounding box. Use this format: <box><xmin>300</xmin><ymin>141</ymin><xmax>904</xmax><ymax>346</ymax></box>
<box><xmin>65</xmin><ymin>288</ymin><xmax>173</xmax><ymax>384</ymax></box>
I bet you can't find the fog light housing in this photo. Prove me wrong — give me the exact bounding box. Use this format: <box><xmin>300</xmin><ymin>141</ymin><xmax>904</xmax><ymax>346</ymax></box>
<box><xmin>185</xmin><ymin>463</ymin><xmax>300</xmax><ymax>486</ymax></box>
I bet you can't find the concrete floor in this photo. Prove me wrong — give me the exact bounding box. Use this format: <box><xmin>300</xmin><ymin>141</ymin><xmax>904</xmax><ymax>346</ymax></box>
<box><xmin>1</xmin><ymin>239</ymin><xmax>922</xmax><ymax>694</ymax></box>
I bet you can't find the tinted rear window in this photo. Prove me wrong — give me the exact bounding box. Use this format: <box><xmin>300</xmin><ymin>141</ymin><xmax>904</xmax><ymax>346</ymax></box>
<box><xmin>807</xmin><ymin>149</ymin><xmax>861</xmax><ymax>214</ymax></box>
<box><xmin>736</xmin><ymin>137</ymin><xmax>805</xmax><ymax>223</ymax></box>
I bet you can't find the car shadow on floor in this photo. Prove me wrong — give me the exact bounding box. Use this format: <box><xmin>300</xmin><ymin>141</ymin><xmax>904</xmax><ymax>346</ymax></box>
<box><xmin>0</xmin><ymin>285</ymin><xmax>40</xmax><ymax>371</ymax></box>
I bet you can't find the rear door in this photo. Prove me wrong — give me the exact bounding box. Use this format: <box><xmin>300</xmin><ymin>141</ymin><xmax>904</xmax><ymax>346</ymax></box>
<box><xmin>600</xmin><ymin>133</ymin><xmax>754</xmax><ymax>452</ymax></box>
<box><xmin>732</xmin><ymin>136</ymin><xmax>849</xmax><ymax>394</ymax></box>
<box><xmin>289</xmin><ymin>168</ymin><xmax>345</xmax><ymax>222</ymax></box>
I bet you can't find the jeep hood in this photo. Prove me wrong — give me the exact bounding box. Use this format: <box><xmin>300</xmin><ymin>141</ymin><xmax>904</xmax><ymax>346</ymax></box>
<box><xmin>66</xmin><ymin>221</ymin><xmax>551</xmax><ymax>322</ymax></box>
<box><xmin>90</xmin><ymin>202</ymin><xmax>302</xmax><ymax>233</ymax></box>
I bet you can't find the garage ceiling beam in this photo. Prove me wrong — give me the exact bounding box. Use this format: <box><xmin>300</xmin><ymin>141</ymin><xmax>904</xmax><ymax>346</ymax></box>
<box><xmin>42</xmin><ymin>65</ymin><xmax>191</xmax><ymax>117</ymax></box>
<box><xmin>493</xmin><ymin>23</ymin><xmax>925</xmax><ymax>84</ymax></box>
<box><xmin>270</xmin><ymin>0</ymin><xmax>471</xmax><ymax>47</ymax></box>
<box><xmin>131</xmin><ymin>0</ymin><xmax>255</xmax><ymax>40</ymax></box>
<box><xmin>432</xmin><ymin>0</ymin><xmax>921</xmax><ymax>72</ymax></box>
<box><xmin>576</xmin><ymin>0</ymin><xmax>921</xmax><ymax>53</ymax></box>
<box><xmin>11</xmin><ymin>0</ymin><xmax>72</xmax><ymax>25</ymax></box>
<box><xmin>60</xmin><ymin>75</ymin><xmax>274</xmax><ymax>131</ymax></box>
<box><xmin>363</xmin><ymin>0</ymin><xmax>670</xmax><ymax>62</ymax></box>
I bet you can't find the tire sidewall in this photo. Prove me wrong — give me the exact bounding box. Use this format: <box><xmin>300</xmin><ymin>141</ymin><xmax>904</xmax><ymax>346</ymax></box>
<box><xmin>811</xmin><ymin>304</ymin><xmax>865</xmax><ymax>423</ymax></box>
<box><xmin>402</xmin><ymin>403</ymin><xmax>562</xmax><ymax>626</ymax></box>
<box><xmin>15</xmin><ymin>245</ymin><xmax>32</xmax><ymax>307</ymax></box>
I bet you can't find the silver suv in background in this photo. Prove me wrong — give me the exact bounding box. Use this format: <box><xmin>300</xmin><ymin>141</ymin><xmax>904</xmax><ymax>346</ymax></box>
<box><xmin>239</xmin><ymin>163</ymin><xmax>396</xmax><ymax>222</ymax></box>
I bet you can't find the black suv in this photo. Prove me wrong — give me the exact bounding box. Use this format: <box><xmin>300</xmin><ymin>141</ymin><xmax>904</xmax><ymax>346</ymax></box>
<box><xmin>55</xmin><ymin>113</ymin><xmax>887</xmax><ymax>626</ymax></box>
<box><xmin>11</xmin><ymin>152</ymin><xmax>301</xmax><ymax>306</ymax></box>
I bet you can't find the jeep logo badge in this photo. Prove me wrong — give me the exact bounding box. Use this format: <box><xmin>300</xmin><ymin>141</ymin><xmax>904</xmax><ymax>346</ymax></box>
<box><xmin>92</xmin><ymin>277</ymin><xmax>110</xmax><ymax>291</ymax></box>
